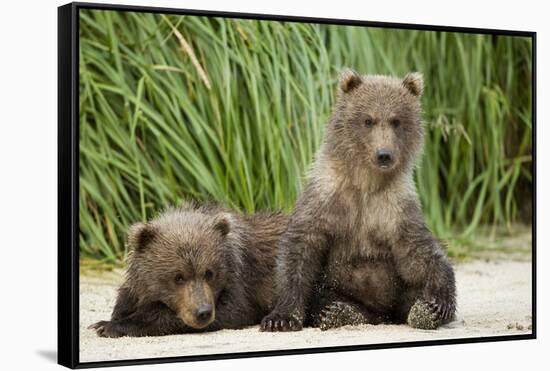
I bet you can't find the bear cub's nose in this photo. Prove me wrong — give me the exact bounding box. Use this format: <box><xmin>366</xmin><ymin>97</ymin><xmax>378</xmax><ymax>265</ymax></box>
<box><xmin>376</xmin><ymin>148</ymin><xmax>394</xmax><ymax>167</ymax></box>
<box><xmin>195</xmin><ymin>303</ymin><xmax>213</xmax><ymax>321</ymax></box>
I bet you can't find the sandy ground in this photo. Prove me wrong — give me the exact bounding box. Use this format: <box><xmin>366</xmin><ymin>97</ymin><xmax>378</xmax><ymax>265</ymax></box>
<box><xmin>79</xmin><ymin>260</ymin><xmax>532</xmax><ymax>363</ymax></box>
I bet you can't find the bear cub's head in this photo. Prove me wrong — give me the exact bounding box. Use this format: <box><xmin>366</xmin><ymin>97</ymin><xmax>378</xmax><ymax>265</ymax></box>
<box><xmin>126</xmin><ymin>206</ymin><xmax>233</xmax><ymax>330</ymax></box>
<box><xmin>329</xmin><ymin>68</ymin><xmax>425</xmax><ymax>175</ymax></box>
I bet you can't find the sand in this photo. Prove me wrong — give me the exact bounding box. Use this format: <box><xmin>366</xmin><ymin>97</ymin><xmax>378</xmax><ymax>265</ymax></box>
<box><xmin>79</xmin><ymin>260</ymin><xmax>533</xmax><ymax>363</ymax></box>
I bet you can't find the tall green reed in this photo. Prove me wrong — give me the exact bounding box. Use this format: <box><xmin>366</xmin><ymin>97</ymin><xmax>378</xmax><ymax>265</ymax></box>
<box><xmin>79</xmin><ymin>10</ymin><xmax>532</xmax><ymax>262</ymax></box>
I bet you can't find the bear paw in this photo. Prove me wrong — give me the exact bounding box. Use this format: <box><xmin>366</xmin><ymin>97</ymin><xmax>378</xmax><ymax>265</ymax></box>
<box><xmin>88</xmin><ymin>320</ymin><xmax>127</xmax><ymax>338</ymax></box>
<box><xmin>407</xmin><ymin>299</ymin><xmax>453</xmax><ymax>330</ymax></box>
<box><xmin>260</xmin><ymin>311</ymin><xmax>303</xmax><ymax>332</ymax></box>
<box><xmin>318</xmin><ymin>301</ymin><xmax>369</xmax><ymax>331</ymax></box>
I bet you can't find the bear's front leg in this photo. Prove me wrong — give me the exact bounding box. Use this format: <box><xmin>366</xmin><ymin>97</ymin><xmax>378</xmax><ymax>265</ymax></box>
<box><xmin>89</xmin><ymin>301</ymin><xmax>189</xmax><ymax>337</ymax></box>
<box><xmin>260</xmin><ymin>219</ymin><xmax>331</xmax><ymax>332</ymax></box>
<box><xmin>398</xmin><ymin>253</ymin><xmax>456</xmax><ymax>330</ymax></box>
<box><xmin>260</xmin><ymin>310</ymin><xmax>304</xmax><ymax>332</ymax></box>
<box><xmin>410</xmin><ymin>254</ymin><xmax>457</xmax><ymax>329</ymax></box>
<box><xmin>260</xmin><ymin>280</ymin><xmax>307</xmax><ymax>331</ymax></box>
<box><xmin>110</xmin><ymin>285</ymin><xmax>138</xmax><ymax>321</ymax></box>
<box><xmin>410</xmin><ymin>254</ymin><xmax>456</xmax><ymax>329</ymax></box>
<box><xmin>88</xmin><ymin>320</ymin><xmax>128</xmax><ymax>338</ymax></box>
<box><xmin>392</xmin><ymin>210</ymin><xmax>457</xmax><ymax>329</ymax></box>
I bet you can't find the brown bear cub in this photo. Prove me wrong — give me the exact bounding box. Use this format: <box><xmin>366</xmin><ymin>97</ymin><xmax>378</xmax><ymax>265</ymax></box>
<box><xmin>90</xmin><ymin>202</ymin><xmax>288</xmax><ymax>337</ymax></box>
<box><xmin>260</xmin><ymin>69</ymin><xmax>456</xmax><ymax>332</ymax></box>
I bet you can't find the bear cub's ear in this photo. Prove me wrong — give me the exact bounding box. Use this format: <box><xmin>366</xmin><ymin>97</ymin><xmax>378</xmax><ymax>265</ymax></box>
<box><xmin>213</xmin><ymin>215</ymin><xmax>231</xmax><ymax>237</ymax></box>
<box><xmin>339</xmin><ymin>68</ymin><xmax>363</xmax><ymax>93</ymax></box>
<box><xmin>128</xmin><ymin>222</ymin><xmax>157</xmax><ymax>252</ymax></box>
<box><xmin>402</xmin><ymin>72</ymin><xmax>424</xmax><ymax>97</ymax></box>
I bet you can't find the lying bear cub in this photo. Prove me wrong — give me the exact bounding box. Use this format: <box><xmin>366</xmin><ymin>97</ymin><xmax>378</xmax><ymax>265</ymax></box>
<box><xmin>90</xmin><ymin>202</ymin><xmax>288</xmax><ymax>337</ymax></box>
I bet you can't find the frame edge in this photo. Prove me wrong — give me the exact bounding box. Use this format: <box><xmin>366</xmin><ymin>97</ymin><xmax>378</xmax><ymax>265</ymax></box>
<box><xmin>68</xmin><ymin>2</ymin><xmax>537</xmax><ymax>368</ymax></box>
<box><xmin>58</xmin><ymin>2</ymin><xmax>79</xmax><ymax>369</ymax></box>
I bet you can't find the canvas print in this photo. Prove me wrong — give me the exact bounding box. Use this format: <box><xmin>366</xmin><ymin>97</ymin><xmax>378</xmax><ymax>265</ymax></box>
<box><xmin>73</xmin><ymin>5</ymin><xmax>534</xmax><ymax>365</ymax></box>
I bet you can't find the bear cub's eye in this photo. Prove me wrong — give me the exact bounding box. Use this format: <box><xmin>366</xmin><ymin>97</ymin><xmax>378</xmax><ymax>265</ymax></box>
<box><xmin>204</xmin><ymin>269</ymin><xmax>214</xmax><ymax>280</ymax></box>
<box><xmin>365</xmin><ymin>118</ymin><xmax>375</xmax><ymax>127</ymax></box>
<box><xmin>175</xmin><ymin>274</ymin><xmax>185</xmax><ymax>284</ymax></box>
<box><xmin>391</xmin><ymin>119</ymin><xmax>401</xmax><ymax>128</ymax></box>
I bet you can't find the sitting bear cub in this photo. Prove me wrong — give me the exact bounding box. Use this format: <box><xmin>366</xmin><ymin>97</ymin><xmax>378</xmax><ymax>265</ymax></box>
<box><xmin>90</xmin><ymin>202</ymin><xmax>288</xmax><ymax>337</ymax></box>
<box><xmin>261</xmin><ymin>69</ymin><xmax>457</xmax><ymax>332</ymax></box>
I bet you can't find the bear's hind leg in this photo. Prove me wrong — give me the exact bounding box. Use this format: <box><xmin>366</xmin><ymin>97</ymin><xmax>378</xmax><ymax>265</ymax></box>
<box><xmin>317</xmin><ymin>301</ymin><xmax>370</xmax><ymax>330</ymax></box>
<box><xmin>311</xmin><ymin>292</ymin><xmax>386</xmax><ymax>331</ymax></box>
<box><xmin>406</xmin><ymin>299</ymin><xmax>456</xmax><ymax>330</ymax></box>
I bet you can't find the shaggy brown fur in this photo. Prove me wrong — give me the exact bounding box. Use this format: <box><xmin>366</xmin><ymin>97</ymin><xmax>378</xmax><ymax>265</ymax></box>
<box><xmin>260</xmin><ymin>69</ymin><xmax>456</xmax><ymax>332</ymax></box>
<box><xmin>90</xmin><ymin>202</ymin><xmax>288</xmax><ymax>337</ymax></box>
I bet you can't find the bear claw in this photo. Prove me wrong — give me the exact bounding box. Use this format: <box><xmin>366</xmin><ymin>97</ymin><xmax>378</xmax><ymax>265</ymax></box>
<box><xmin>260</xmin><ymin>313</ymin><xmax>303</xmax><ymax>332</ymax></box>
<box><xmin>89</xmin><ymin>320</ymin><xmax>126</xmax><ymax>338</ymax></box>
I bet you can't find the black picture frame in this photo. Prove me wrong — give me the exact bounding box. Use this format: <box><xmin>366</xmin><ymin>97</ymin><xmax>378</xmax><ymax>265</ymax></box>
<box><xmin>58</xmin><ymin>2</ymin><xmax>537</xmax><ymax>368</ymax></box>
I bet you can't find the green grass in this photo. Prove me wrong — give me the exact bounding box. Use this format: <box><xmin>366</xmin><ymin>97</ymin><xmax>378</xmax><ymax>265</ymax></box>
<box><xmin>79</xmin><ymin>10</ymin><xmax>533</xmax><ymax>263</ymax></box>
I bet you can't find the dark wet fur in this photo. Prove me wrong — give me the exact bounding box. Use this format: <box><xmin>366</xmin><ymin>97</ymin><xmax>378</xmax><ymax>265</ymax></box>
<box><xmin>90</xmin><ymin>203</ymin><xmax>288</xmax><ymax>337</ymax></box>
<box><xmin>261</xmin><ymin>70</ymin><xmax>456</xmax><ymax>332</ymax></box>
